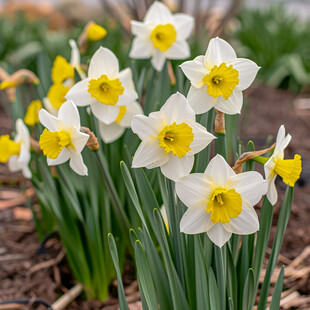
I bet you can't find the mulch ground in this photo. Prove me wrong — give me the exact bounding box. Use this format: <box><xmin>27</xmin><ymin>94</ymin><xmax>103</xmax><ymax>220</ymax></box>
<box><xmin>0</xmin><ymin>83</ymin><xmax>310</xmax><ymax>309</ymax></box>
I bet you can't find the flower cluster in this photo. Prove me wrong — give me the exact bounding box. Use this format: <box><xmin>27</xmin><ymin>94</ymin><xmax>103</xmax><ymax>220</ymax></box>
<box><xmin>0</xmin><ymin>1</ymin><xmax>302</xmax><ymax>251</ymax></box>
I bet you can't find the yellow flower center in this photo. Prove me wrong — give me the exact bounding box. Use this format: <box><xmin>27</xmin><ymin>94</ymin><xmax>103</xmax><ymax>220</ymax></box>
<box><xmin>274</xmin><ymin>154</ymin><xmax>302</xmax><ymax>187</ymax></box>
<box><xmin>158</xmin><ymin>122</ymin><xmax>194</xmax><ymax>158</ymax></box>
<box><xmin>0</xmin><ymin>135</ymin><xmax>20</xmax><ymax>163</ymax></box>
<box><xmin>51</xmin><ymin>55</ymin><xmax>75</xmax><ymax>84</ymax></box>
<box><xmin>206</xmin><ymin>188</ymin><xmax>242</xmax><ymax>224</ymax></box>
<box><xmin>88</xmin><ymin>74</ymin><xmax>124</xmax><ymax>106</ymax></box>
<box><xmin>203</xmin><ymin>63</ymin><xmax>239</xmax><ymax>100</ymax></box>
<box><xmin>24</xmin><ymin>100</ymin><xmax>42</xmax><ymax>126</ymax></box>
<box><xmin>87</xmin><ymin>24</ymin><xmax>107</xmax><ymax>41</ymax></box>
<box><xmin>47</xmin><ymin>83</ymin><xmax>70</xmax><ymax>110</ymax></box>
<box><xmin>150</xmin><ymin>24</ymin><xmax>177</xmax><ymax>52</ymax></box>
<box><xmin>115</xmin><ymin>106</ymin><xmax>127</xmax><ymax>123</ymax></box>
<box><xmin>39</xmin><ymin>129</ymin><xmax>73</xmax><ymax>159</ymax></box>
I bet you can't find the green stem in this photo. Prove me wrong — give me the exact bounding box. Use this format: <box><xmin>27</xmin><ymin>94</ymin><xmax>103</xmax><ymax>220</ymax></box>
<box><xmin>215</xmin><ymin>133</ymin><xmax>227</xmax><ymax>159</ymax></box>
<box><xmin>214</xmin><ymin>245</ymin><xmax>227</xmax><ymax>310</ymax></box>
<box><xmin>94</xmin><ymin>150</ymin><xmax>130</xmax><ymax>234</ymax></box>
<box><xmin>253</xmin><ymin>155</ymin><xmax>269</xmax><ymax>165</ymax></box>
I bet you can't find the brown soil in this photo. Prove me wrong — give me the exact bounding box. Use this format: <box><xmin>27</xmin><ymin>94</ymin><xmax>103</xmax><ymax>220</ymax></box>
<box><xmin>0</xmin><ymin>84</ymin><xmax>310</xmax><ymax>309</ymax></box>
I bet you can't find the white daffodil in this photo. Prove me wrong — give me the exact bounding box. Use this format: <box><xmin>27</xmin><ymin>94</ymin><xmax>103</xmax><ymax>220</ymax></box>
<box><xmin>180</xmin><ymin>37</ymin><xmax>259</xmax><ymax>115</ymax></box>
<box><xmin>129</xmin><ymin>1</ymin><xmax>194</xmax><ymax>71</ymax></box>
<box><xmin>69</xmin><ymin>39</ymin><xmax>86</xmax><ymax>80</ymax></box>
<box><xmin>264</xmin><ymin>125</ymin><xmax>302</xmax><ymax>205</ymax></box>
<box><xmin>0</xmin><ymin>119</ymin><xmax>32</xmax><ymax>178</ymax></box>
<box><xmin>38</xmin><ymin>100</ymin><xmax>89</xmax><ymax>176</ymax></box>
<box><xmin>131</xmin><ymin>92</ymin><xmax>215</xmax><ymax>181</ymax></box>
<box><xmin>176</xmin><ymin>154</ymin><xmax>267</xmax><ymax>248</ymax></box>
<box><xmin>99</xmin><ymin>101</ymin><xmax>143</xmax><ymax>143</ymax></box>
<box><xmin>65</xmin><ymin>47</ymin><xmax>138</xmax><ymax>125</ymax></box>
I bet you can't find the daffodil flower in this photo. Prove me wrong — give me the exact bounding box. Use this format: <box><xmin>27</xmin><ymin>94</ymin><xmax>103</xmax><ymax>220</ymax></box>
<box><xmin>129</xmin><ymin>1</ymin><xmax>194</xmax><ymax>71</ymax></box>
<box><xmin>180</xmin><ymin>37</ymin><xmax>259</xmax><ymax>115</ymax></box>
<box><xmin>263</xmin><ymin>125</ymin><xmax>302</xmax><ymax>205</ymax></box>
<box><xmin>176</xmin><ymin>154</ymin><xmax>267</xmax><ymax>248</ymax></box>
<box><xmin>98</xmin><ymin>101</ymin><xmax>143</xmax><ymax>143</ymax></box>
<box><xmin>39</xmin><ymin>100</ymin><xmax>89</xmax><ymax>176</ymax></box>
<box><xmin>24</xmin><ymin>100</ymin><xmax>42</xmax><ymax>126</ymax></box>
<box><xmin>131</xmin><ymin>92</ymin><xmax>215</xmax><ymax>181</ymax></box>
<box><xmin>87</xmin><ymin>24</ymin><xmax>107</xmax><ymax>42</ymax></box>
<box><xmin>0</xmin><ymin>119</ymin><xmax>32</xmax><ymax>178</ymax></box>
<box><xmin>65</xmin><ymin>47</ymin><xmax>138</xmax><ymax>125</ymax></box>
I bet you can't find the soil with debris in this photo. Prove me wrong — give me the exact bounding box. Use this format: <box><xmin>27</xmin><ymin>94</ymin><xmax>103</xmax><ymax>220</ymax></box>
<box><xmin>0</xmin><ymin>84</ymin><xmax>310</xmax><ymax>309</ymax></box>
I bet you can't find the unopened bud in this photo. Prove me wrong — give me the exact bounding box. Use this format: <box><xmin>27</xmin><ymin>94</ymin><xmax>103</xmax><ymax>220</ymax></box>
<box><xmin>81</xmin><ymin>126</ymin><xmax>100</xmax><ymax>151</ymax></box>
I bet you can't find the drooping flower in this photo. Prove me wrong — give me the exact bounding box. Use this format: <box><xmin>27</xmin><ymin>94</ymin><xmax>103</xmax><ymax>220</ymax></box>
<box><xmin>38</xmin><ymin>100</ymin><xmax>89</xmax><ymax>176</ymax></box>
<box><xmin>65</xmin><ymin>47</ymin><xmax>138</xmax><ymax>125</ymax></box>
<box><xmin>129</xmin><ymin>1</ymin><xmax>194</xmax><ymax>71</ymax></box>
<box><xmin>131</xmin><ymin>92</ymin><xmax>215</xmax><ymax>181</ymax></box>
<box><xmin>176</xmin><ymin>154</ymin><xmax>267</xmax><ymax>248</ymax></box>
<box><xmin>24</xmin><ymin>100</ymin><xmax>42</xmax><ymax>126</ymax></box>
<box><xmin>0</xmin><ymin>119</ymin><xmax>32</xmax><ymax>178</ymax></box>
<box><xmin>47</xmin><ymin>83</ymin><xmax>70</xmax><ymax>110</ymax></box>
<box><xmin>263</xmin><ymin>125</ymin><xmax>302</xmax><ymax>205</ymax></box>
<box><xmin>98</xmin><ymin>101</ymin><xmax>143</xmax><ymax>143</ymax></box>
<box><xmin>180</xmin><ymin>37</ymin><xmax>259</xmax><ymax>115</ymax></box>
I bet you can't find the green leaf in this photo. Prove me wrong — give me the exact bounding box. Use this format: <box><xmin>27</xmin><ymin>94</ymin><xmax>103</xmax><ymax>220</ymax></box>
<box><xmin>258</xmin><ymin>187</ymin><xmax>293</xmax><ymax>310</ymax></box>
<box><xmin>242</xmin><ymin>268</ymin><xmax>255</xmax><ymax>310</ymax></box>
<box><xmin>135</xmin><ymin>241</ymin><xmax>158</xmax><ymax>310</ymax></box>
<box><xmin>108</xmin><ymin>234</ymin><xmax>130</xmax><ymax>310</ymax></box>
<box><xmin>270</xmin><ymin>266</ymin><xmax>284</xmax><ymax>310</ymax></box>
<box><xmin>208</xmin><ymin>267</ymin><xmax>220</xmax><ymax>310</ymax></box>
<box><xmin>194</xmin><ymin>236</ymin><xmax>209</xmax><ymax>310</ymax></box>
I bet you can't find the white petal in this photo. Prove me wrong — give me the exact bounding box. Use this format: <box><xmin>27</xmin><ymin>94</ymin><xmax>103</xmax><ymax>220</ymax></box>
<box><xmin>71</xmin><ymin>128</ymin><xmax>89</xmax><ymax>153</ymax></box>
<box><xmin>69</xmin><ymin>152</ymin><xmax>88</xmax><ymax>176</ymax></box>
<box><xmin>69</xmin><ymin>39</ymin><xmax>80</xmax><ymax>69</ymax></box>
<box><xmin>58</xmin><ymin>100</ymin><xmax>81</xmax><ymax>129</ymax></box>
<box><xmin>227</xmin><ymin>171</ymin><xmax>267</xmax><ymax>206</ymax></box>
<box><xmin>164</xmin><ymin>41</ymin><xmax>190</xmax><ymax>60</ymax></box>
<box><xmin>205</xmin><ymin>154</ymin><xmax>235</xmax><ymax>187</ymax></box>
<box><xmin>22</xmin><ymin>166</ymin><xmax>32</xmax><ymax>179</ymax></box>
<box><xmin>265</xmin><ymin>167</ymin><xmax>278</xmax><ymax>205</ymax></box>
<box><xmin>207</xmin><ymin>223</ymin><xmax>232</xmax><ymax>248</ymax></box>
<box><xmin>173</xmin><ymin>13</ymin><xmax>194</xmax><ymax>40</ymax></box>
<box><xmin>228</xmin><ymin>58</ymin><xmax>260</xmax><ymax>91</ymax></box>
<box><xmin>161</xmin><ymin>92</ymin><xmax>195</xmax><ymax>124</ymax></box>
<box><xmin>39</xmin><ymin>109</ymin><xmax>63</xmax><ymax>132</ymax></box>
<box><xmin>175</xmin><ymin>173</ymin><xmax>214</xmax><ymax>207</ymax></box>
<box><xmin>144</xmin><ymin>1</ymin><xmax>173</xmax><ymax>24</ymax></box>
<box><xmin>180</xmin><ymin>56</ymin><xmax>207</xmax><ymax>88</ymax></box>
<box><xmin>186</xmin><ymin>120</ymin><xmax>215</xmax><ymax>155</ymax></box>
<box><xmin>8</xmin><ymin>156</ymin><xmax>19</xmax><ymax>172</ymax></box>
<box><xmin>131</xmin><ymin>21</ymin><xmax>152</xmax><ymax>38</ymax></box>
<box><xmin>160</xmin><ymin>153</ymin><xmax>194</xmax><ymax>181</ymax></box>
<box><xmin>214</xmin><ymin>89</ymin><xmax>243</xmax><ymax>115</ymax></box>
<box><xmin>17</xmin><ymin>144</ymin><xmax>30</xmax><ymax>167</ymax></box>
<box><xmin>204</xmin><ymin>37</ymin><xmax>237</xmax><ymax>68</ymax></box>
<box><xmin>119</xmin><ymin>101</ymin><xmax>143</xmax><ymax>128</ymax></box>
<box><xmin>65</xmin><ymin>78</ymin><xmax>96</xmax><ymax>107</ymax></box>
<box><xmin>274</xmin><ymin>126</ymin><xmax>291</xmax><ymax>157</ymax></box>
<box><xmin>88</xmin><ymin>47</ymin><xmax>119</xmax><ymax>78</ymax></box>
<box><xmin>117</xmin><ymin>68</ymin><xmax>138</xmax><ymax>106</ymax></box>
<box><xmin>132</xmin><ymin>137</ymin><xmax>169</xmax><ymax>168</ymax></box>
<box><xmin>223</xmin><ymin>200</ymin><xmax>259</xmax><ymax>234</ymax></box>
<box><xmin>43</xmin><ymin>97</ymin><xmax>58</xmax><ymax>116</ymax></box>
<box><xmin>131</xmin><ymin>114</ymin><xmax>163</xmax><ymax>140</ymax></box>
<box><xmin>90</xmin><ymin>102</ymin><xmax>120</xmax><ymax>125</ymax></box>
<box><xmin>47</xmin><ymin>148</ymin><xmax>70</xmax><ymax>165</ymax></box>
<box><xmin>151</xmin><ymin>49</ymin><xmax>166</xmax><ymax>71</ymax></box>
<box><xmin>129</xmin><ymin>37</ymin><xmax>153</xmax><ymax>59</ymax></box>
<box><xmin>180</xmin><ymin>205</ymin><xmax>214</xmax><ymax>234</ymax></box>
<box><xmin>99</xmin><ymin>121</ymin><xmax>125</xmax><ymax>143</ymax></box>
<box><xmin>15</xmin><ymin>119</ymin><xmax>30</xmax><ymax>148</ymax></box>
<box><xmin>187</xmin><ymin>85</ymin><xmax>215</xmax><ymax>114</ymax></box>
